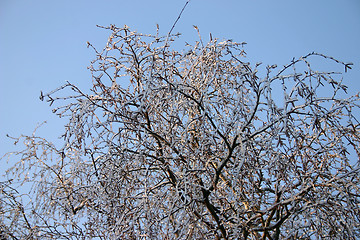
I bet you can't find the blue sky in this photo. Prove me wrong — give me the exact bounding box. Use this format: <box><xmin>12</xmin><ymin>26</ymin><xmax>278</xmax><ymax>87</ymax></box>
<box><xmin>1</xmin><ymin>0</ymin><xmax>359</xmax><ymax>167</ymax></box>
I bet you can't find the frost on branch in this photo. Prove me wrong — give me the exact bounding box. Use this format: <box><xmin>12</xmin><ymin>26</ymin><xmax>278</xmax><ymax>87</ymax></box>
<box><xmin>1</xmin><ymin>25</ymin><xmax>360</xmax><ymax>239</ymax></box>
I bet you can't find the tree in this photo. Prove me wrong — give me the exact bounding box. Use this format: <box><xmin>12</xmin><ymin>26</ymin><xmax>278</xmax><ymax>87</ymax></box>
<box><xmin>1</xmin><ymin>24</ymin><xmax>360</xmax><ymax>239</ymax></box>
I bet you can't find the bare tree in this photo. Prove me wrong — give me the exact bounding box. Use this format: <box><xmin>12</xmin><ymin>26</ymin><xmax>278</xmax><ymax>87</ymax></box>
<box><xmin>1</xmin><ymin>25</ymin><xmax>360</xmax><ymax>239</ymax></box>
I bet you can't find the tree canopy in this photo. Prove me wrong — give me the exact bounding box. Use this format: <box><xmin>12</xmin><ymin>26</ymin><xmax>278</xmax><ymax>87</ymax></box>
<box><xmin>1</xmin><ymin>25</ymin><xmax>359</xmax><ymax>239</ymax></box>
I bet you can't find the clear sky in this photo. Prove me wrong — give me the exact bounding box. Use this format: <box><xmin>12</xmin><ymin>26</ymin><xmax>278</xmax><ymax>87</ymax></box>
<box><xmin>1</xmin><ymin>0</ymin><xmax>359</xmax><ymax>168</ymax></box>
